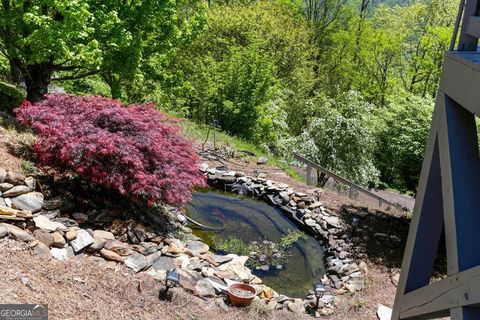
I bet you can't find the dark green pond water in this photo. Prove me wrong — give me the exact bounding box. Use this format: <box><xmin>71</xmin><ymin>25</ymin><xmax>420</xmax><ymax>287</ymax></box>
<box><xmin>186</xmin><ymin>190</ymin><xmax>325</xmax><ymax>297</ymax></box>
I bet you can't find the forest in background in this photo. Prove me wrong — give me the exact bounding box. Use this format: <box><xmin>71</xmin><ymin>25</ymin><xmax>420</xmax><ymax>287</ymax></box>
<box><xmin>0</xmin><ymin>0</ymin><xmax>458</xmax><ymax>194</ymax></box>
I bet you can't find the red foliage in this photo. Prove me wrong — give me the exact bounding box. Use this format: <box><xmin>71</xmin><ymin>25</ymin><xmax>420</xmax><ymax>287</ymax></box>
<box><xmin>15</xmin><ymin>94</ymin><xmax>204</xmax><ymax>205</ymax></box>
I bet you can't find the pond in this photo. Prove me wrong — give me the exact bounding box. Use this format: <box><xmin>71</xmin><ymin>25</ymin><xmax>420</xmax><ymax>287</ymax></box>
<box><xmin>186</xmin><ymin>189</ymin><xmax>325</xmax><ymax>298</ymax></box>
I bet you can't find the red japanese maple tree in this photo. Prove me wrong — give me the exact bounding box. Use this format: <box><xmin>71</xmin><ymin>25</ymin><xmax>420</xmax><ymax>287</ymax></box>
<box><xmin>15</xmin><ymin>94</ymin><xmax>204</xmax><ymax>205</ymax></box>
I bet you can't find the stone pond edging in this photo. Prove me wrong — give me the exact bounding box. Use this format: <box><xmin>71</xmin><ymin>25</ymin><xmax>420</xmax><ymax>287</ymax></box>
<box><xmin>201</xmin><ymin>163</ymin><xmax>368</xmax><ymax>304</ymax></box>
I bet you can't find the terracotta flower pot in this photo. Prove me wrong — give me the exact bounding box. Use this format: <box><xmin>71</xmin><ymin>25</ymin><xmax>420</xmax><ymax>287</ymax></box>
<box><xmin>227</xmin><ymin>283</ymin><xmax>257</xmax><ymax>307</ymax></box>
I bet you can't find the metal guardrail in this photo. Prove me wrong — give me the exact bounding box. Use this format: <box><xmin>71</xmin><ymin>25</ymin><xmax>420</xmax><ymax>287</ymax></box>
<box><xmin>294</xmin><ymin>153</ymin><xmax>404</xmax><ymax>210</ymax></box>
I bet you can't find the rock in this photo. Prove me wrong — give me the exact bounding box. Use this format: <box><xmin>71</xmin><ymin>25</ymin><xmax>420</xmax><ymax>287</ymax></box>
<box><xmin>0</xmin><ymin>198</ymin><xmax>5</xmax><ymax>207</ymax></box>
<box><xmin>340</xmin><ymin>263</ymin><xmax>359</xmax><ymax>276</ymax></box>
<box><xmin>24</xmin><ymin>177</ymin><xmax>36</xmax><ymax>190</ymax></box>
<box><xmin>145</xmin><ymin>251</ymin><xmax>162</xmax><ymax>267</ymax></box>
<box><xmin>260</xmin><ymin>287</ymin><xmax>274</xmax><ymax>299</ymax></box>
<box><xmin>267</xmin><ymin>300</ymin><xmax>278</xmax><ymax>310</ymax></box>
<box><xmin>287</xmin><ymin>299</ymin><xmax>304</xmax><ymax>314</ymax></box>
<box><xmin>124</xmin><ymin>252</ymin><xmax>147</xmax><ymax>272</ymax></box>
<box><xmin>51</xmin><ymin>247</ymin><xmax>69</xmax><ymax>261</ymax></box>
<box><xmin>3</xmin><ymin>185</ymin><xmax>31</xmax><ymax>197</ymax></box>
<box><xmin>138</xmin><ymin>275</ymin><xmax>163</xmax><ymax>297</ymax></box>
<box><xmin>5</xmin><ymin>171</ymin><xmax>25</xmax><ymax>185</ymax></box>
<box><xmin>321</xmin><ymin>295</ymin><xmax>335</xmax><ymax>304</ymax></box>
<box><xmin>152</xmin><ymin>256</ymin><xmax>176</xmax><ymax>271</ymax></box>
<box><xmin>90</xmin><ymin>238</ymin><xmax>107</xmax><ymax>251</ymax></box>
<box><xmin>391</xmin><ymin>272</ymin><xmax>400</xmax><ymax>286</ymax></box>
<box><xmin>308</xmin><ymin>201</ymin><xmax>323</xmax><ymax>209</ymax></box>
<box><xmin>186</xmin><ymin>240</ymin><xmax>209</xmax><ymax>255</ymax></box>
<box><xmin>0</xmin><ymin>168</ymin><xmax>6</xmax><ymax>183</ymax></box>
<box><xmin>323</xmin><ymin>215</ymin><xmax>342</xmax><ymax>228</ymax></box>
<box><xmin>33</xmin><ymin>215</ymin><xmax>65</xmax><ymax>232</ymax></box>
<box><xmin>173</xmin><ymin>255</ymin><xmax>190</xmax><ymax>269</ymax></box>
<box><xmin>0</xmin><ymin>183</ymin><xmax>13</xmax><ymax>192</ymax></box>
<box><xmin>65</xmin><ymin>229</ymin><xmax>78</xmax><ymax>241</ymax></box>
<box><xmin>0</xmin><ymin>225</ymin><xmax>8</xmax><ymax>238</ymax></box>
<box><xmin>377</xmin><ymin>304</ymin><xmax>392</xmax><ymax>320</ymax></box>
<box><xmin>177</xmin><ymin>214</ymin><xmax>186</xmax><ymax>223</ymax></box>
<box><xmin>257</xmin><ymin>157</ymin><xmax>268</xmax><ymax>165</ymax></box>
<box><xmin>52</xmin><ymin>231</ymin><xmax>66</xmax><ymax>248</ymax></box>
<box><xmin>194</xmin><ymin>278</ymin><xmax>216</xmax><ymax>297</ymax></box>
<box><xmin>104</xmin><ymin>240</ymin><xmax>134</xmax><ymax>256</ymax></box>
<box><xmin>72</xmin><ymin>212</ymin><xmax>88</xmax><ymax>223</ymax></box>
<box><xmin>199</xmin><ymin>163</ymin><xmax>209</xmax><ymax>172</ymax></box>
<box><xmin>216</xmin><ymin>255</ymin><xmax>252</xmax><ymax>282</ymax></box>
<box><xmin>201</xmin><ymin>267</ymin><xmax>215</xmax><ymax>278</ymax></box>
<box><xmin>93</xmin><ymin>230</ymin><xmax>115</xmax><ymax>240</ymax></box>
<box><xmin>12</xmin><ymin>192</ymin><xmax>44</xmax><ymax>213</ymax></box>
<box><xmin>69</xmin><ymin>229</ymin><xmax>94</xmax><ymax>253</ymax></box>
<box><xmin>166</xmin><ymin>238</ymin><xmax>186</xmax><ymax>254</ymax></box>
<box><xmin>43</xmin><ymin>198</ymin><xmax>63</xmax><ymax>210</ymax></box>
<box><xmin>3</xmin><ymin>198</ymin><xmax>12</xmax><ymax>207</ymax></box>
<box><xmin>34</xmin><ymin>242</ymin><xmax>52</xmax><ymax>260</ymax></box>
<box><xmin>305</xmin><ymin>218</ymin><xmax>317</xmax><ymax>227</ymax></box>
<box><xmin>4</xmin><ymin>224</ymin><xmax>34</xmax><ymax>242</ymax></box>
<box><xmin>100</xmin><ymin>248</ymin><xmax>125</xmax><ymax>262</ymax></box>
<box><xmin>33</xmin><ymin>229</ymin><xmax>54</xmax><ymax>247</ymax></box>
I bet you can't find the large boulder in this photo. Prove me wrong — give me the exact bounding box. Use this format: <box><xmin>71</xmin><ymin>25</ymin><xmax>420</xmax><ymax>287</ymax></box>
<box><xmin>12</xmin><ymin>192</ymin><xmax>44</xmax><ymax>213</ymax></box>
<box><xmin>0</xmin><ymin>82</ymin><xmax>24</xmax><ymax>113</ymax></box>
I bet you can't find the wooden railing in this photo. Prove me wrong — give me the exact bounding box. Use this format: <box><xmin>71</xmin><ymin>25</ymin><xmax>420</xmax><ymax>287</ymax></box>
<box><xmin>294</xmin><ymin>153</ymin><xmax>404</xmax><ymax>210</ymax></box>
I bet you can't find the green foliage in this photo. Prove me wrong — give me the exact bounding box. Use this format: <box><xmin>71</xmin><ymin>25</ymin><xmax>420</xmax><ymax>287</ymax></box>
<box><xmin>0</xmin><ymin>81</ymin><xmax>24</xmax><ymax>112</ymax></box>
<box><xmin>279</xmin><ymin>230</ymin><xmax>305</xmax><ymax>248</ymax></box>
<box><xmin>218</xmin><ymin>236</ymin><xmax>250</xmax><ymax>256</ymax></box>
<box><xmin>375</xmin><ymin>95</ymin><xmax>433</xmax><ymax>192</ymax></box>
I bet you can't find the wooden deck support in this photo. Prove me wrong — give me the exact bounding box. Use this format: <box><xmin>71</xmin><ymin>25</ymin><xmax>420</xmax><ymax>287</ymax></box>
<box><xmin>392</xmin><ymin>2</ymin><xmax>480</xmax><ymax>319</ymax></box>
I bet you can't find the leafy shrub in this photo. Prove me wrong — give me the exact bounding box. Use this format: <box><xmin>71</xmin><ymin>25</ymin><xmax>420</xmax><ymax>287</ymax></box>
<box><xmin>15</xmin><ymin>94</ymin><xmax>205</xmax><ymax>205</ymax></box>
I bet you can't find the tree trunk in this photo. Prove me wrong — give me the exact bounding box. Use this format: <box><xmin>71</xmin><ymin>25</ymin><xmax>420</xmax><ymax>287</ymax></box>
<box><xmin>9</xmin><ymin>59</ymin><xmax>22</xmax><ymax>85</ymax></box>
<box><xmin>103</xmin><ymin>73</ymin><xmax>123</xmax><ymax>99</ymax></box>
<box><xmin>24</xmin><ymin>63</ymin><xmax>52</xmax><ymax>102</ymax></box>
<box><xmin>317</xmin><ymin>171</ymin><xmax>329</xmax><ymax>187</ymax></box>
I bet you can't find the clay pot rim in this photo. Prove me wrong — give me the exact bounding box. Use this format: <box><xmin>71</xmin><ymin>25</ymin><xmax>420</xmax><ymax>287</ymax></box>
<box><xmin>227</xmin><ymin>283</ymin><xmax>257</xmax><ymax>299</ymax></box>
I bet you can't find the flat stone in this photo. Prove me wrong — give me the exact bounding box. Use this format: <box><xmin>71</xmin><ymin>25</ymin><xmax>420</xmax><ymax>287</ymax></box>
<box><xmin>186</xmin><ymin>240</ymin><xmax>209</xmax><ymax>255</ymax></box>
<box><xmin>124</xmin><ymin>252</ymin><xmax>147</xmax><ymax>272</ymax></box>
<box><xmin>34</xmin><ymin>242</ymin><xmax>52</xmax><ymax>260</ymax></box>
<box><xmin>100</xmin><ymin>248</ymin><xmax>125</xmax><ymax>262</ymax></box>
<box><xmin>145</xmin><ymin>251</ymin><xmax>162</xmax><ymax>267</ymax></box>
<box><xmin>3</xmin><ymin>185</ymin><xmax>31</xmax><ymax>197</ymax></box>
<box><xmin>4</xmin><ymin>224</ymin><xmax>34</xmax><ymax>242</ymax></box>
<box><xmin>103</xmin><ymin>240</ymin><xmax>134</xmax><ymax>256</ymax></box>
<box><xmin>0</xmin><ymin>183</ymin><xmax>13</xmax><ymax>192</ymax></box>
<box><xmin>69</xmin><ymin>229</ymin><xmax>93</xmax><ymax>253</ymax></box>
<box><xmin>321</xmin><ymin>295</ymin><xmax>335</xmax><ymax>304</ymax></box>
<box><xmin>51</xmin><ymin>247</ymin><xmax>68</xmax><ymax>261</ymax></box>
<box><xmin>12</xmin><ymin>192</ymin><xmax>44</xmax><ymax>213</ymax></box>
<box><xmin>257</xmin><ymin>157</ymin><xmax>268</xmax><ymax>165</ymax></box>
<box><xmin>33</xmin><ymin>215</ymin><xmax>65</xmax><ymax>232</ymax></box>
<box><xmin>304</xmin><ymin>218</ymin><xmax>317</xmax><ymax>227</ymax></box>
<box><xmin>0</xmin><ymin>168</ymin><xmax>6</xmax><ymax>183</ymax></box>
<box><xmin>93</xmin><ymin>230</ymin><xmax>115</xmax><ymax>240</ymax></box>
<box><xmin>199</xmin><ymin>163</ymin><xmax>209</xmax><ymax>172</ymax></box>
<box><xmin>152</xmin><ymin>256</ymin><xmax>176</xmax><ymax>271</ymax></box>
<box><xmin>166</xmin><ymin>238</ymin><xmax>186</xmax><ymax>254</ymax></box>
<box><xmin>323</xmin><ymin>215</ymin><xmax>342</xmax><ymax>228</ymax></box>
<box><xmin>0</xmin><ymin>198</ymin><xmax>6</xmax><ymax>207</ymax></box>
<box><xmin>5</xmin><ymin>171</ymin><xmax>25</xmax><ymax>185</ymax></box>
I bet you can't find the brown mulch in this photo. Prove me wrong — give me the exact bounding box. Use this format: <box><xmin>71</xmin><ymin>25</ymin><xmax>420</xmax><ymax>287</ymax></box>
<box><xmin>0</xmin><ymin>239</ymin><xmax>308</xmax><ymax>320</ymax></box>
<box><xmin>0</xmin><ymin>127</ymin><xmax>22</xmax><ymax>172</ymax></box>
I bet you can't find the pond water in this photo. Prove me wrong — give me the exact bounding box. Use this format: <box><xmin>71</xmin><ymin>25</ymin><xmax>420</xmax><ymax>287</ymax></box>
<box><xmin>186</xmin><ymin>190</ymin><xmax>325</xmax><ymax>297</ymax></box>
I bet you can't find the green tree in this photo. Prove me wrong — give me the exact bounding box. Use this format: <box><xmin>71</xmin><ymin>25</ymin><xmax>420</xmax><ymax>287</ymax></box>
<box><xmin>296</xmin><ymin>91</ymin><xmax>380</xmax><ymax>186</ymax></box>
<box><xmin>0</xmin><ymin>0</ymin><xmax>199</xmax><ymax>101</ymax></box>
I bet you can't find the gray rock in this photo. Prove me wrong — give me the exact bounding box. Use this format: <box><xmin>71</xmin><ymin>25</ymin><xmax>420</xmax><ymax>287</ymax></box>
<box><xmin>90</xmin><ymin>238</ymin><xmax>107</xmax><ymax>251</ymax></box>
<box><xmin>33</xmin><ymin>215</ymin><xmax>65</xmax><ymax>232</ymax></box>
<box><xmin>12</xmin><ymin>192</ymin><xmax>44</xmax><ymax>212</ymax></box>
<box><xmin>3</xmin><ymin>185</ymin><xmax>31</xmax><ymax>197</ymax></box>
<box><xmin>152</xmin><ymin>256</ymin><xmax>176</xmax><ymax>271</ymax></box>
<box><xmin>124</xmin><ymin>252</ymin><xmax>147</xmax><ymax>272</ymax></box>
<box><xmin>321</xmin><ymin>295</ymin><xmax>334</xmax><ymax>304</ymax></box>
<box><xmin>51</xmin><ymin>247</ymin><xmax>68</xmax><ymax>261</ymax></box>
<box><xmin>194</xmin><ymin>278</ymin><xmax>216</xmax><ymax>297</ymax></box>
<box><xmin>145</xmin><ymin>251</ymin><xmax>162</xmax><ymax>268</ymax></box>
<box><xmin>0</xmin><ymin>225</ymin><xmax>7</xmax><ymax>238</ymax></box>
<box><xmin>0</xmin><ymin>198</ymin><xmax>5</xmax><ymax>207</ymax></box>
<box><xmin>213</xmin><ymin>255</ymin><xmax>233</xmax><ymax>265</ymax></box>
<box><xmin>323</xmin><ymin>215</ymin><xmax>342</xmax><ymax>228</ymax></box>
<box><xmin>4</xmin><ymin>224</ymin><xmax>34</xmax><ymax>242</ymax></box>
<box><xmin>0</xmin><ymin>168</ymin><xmax>6</xmax><ymax>183</ymax></box>
<box><xmin>304</xmin><ymin>218</ymin><xmax>317</xmax><ymax>227</ymax></box>
<box><xmin>5</xmin><ymin>171</ymin><xmax>25</xmax><ymax>185</ymax></box>
<box><xmin>0</xmin><ymin>183</ymin><xmax>13</xmax><ymax>192</ymax></box>
<box><xmin>186</xmin><ymin>240</ymin><xmax>209</xmax><ymax>255</ymax></box>
<box><xmin>199</xmin><ymin>163</ymin><xmax>209</xmax><ymax>172</ymax></box>
<box><xmin>257</xmin><ymin>157</ymin><xmax>268</xmax><ymax>165</ymax></box>
<box><xmin>69</xmin><ymin>229</ymin><xmax>94</xmax><ymax>253</ymax></box>
<box><xmin>24</xmin><ymin>177</ymin><xmax>36</xmax><ymax>190</ymax></box>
